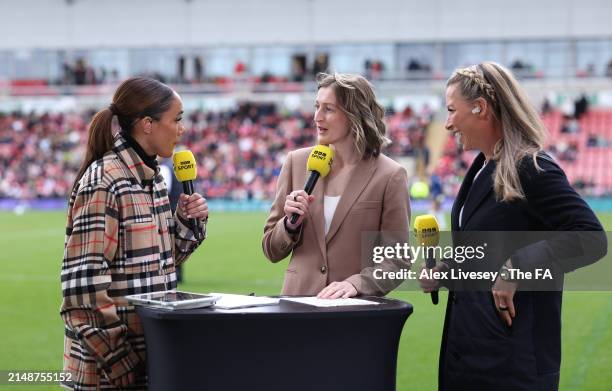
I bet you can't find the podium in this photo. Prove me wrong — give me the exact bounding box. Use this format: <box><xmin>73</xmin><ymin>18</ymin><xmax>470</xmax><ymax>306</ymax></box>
<box><xmin>137</xmin><ymin>296</ymin><xmax>412</xmax><ymax>391</ymax></box>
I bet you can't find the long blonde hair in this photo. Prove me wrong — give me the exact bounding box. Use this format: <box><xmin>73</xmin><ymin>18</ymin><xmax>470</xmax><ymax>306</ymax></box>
<box><xmin>316</xmin><ymin>72</ymin><xmax>390</xmax><ymax>159</ymax></box>
<box><xmin>447</xmin><ymin>62</ymin><xmax>547</xmax><ymax>201</ymax></box>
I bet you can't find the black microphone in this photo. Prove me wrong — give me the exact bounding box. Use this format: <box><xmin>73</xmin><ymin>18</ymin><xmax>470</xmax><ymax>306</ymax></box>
<box><xmin>290</xmin><ymin>145</ymin><xmax>334</xmax><ymax>225</ymax></box>
<box><xmin>414</xmin><ymin>214</ymin><xmax>440</xmax><ymax>305</ymax></box>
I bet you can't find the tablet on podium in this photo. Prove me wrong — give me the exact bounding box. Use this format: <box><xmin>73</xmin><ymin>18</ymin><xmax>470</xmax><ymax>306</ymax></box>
<box><xmin>126</xmin><ymin>290</ymin><xmax>220</xmax><ymax>310</ymax></box>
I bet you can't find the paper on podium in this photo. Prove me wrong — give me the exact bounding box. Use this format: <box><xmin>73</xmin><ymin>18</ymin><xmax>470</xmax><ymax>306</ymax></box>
<box><xmin>211</xmin><ymin>293</ymin><xmax>280</xmax><ymax>309</ymax></box>
<box><xmin>281</xmin><ymin>297</ymin><xmax>381</xmax><ymax>307</ymax></box>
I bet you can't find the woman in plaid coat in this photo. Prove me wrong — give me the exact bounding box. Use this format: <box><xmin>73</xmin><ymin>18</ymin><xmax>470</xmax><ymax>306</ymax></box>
<box><xmin>60</xmin><ymin>77</ymin><xmax>208</xmax><ymax>390</ymax></box>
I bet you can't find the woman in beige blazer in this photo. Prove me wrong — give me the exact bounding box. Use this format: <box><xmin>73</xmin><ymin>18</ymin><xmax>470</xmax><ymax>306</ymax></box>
<box><xmin>263</xmin><ymin>73</ymin><xmax>411</xmax><ymax>298</ymax></box>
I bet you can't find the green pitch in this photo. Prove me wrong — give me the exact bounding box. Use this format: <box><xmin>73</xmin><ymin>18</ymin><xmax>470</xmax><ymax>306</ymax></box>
<box><xmin>0</xmin><ymin>211</ymin><xmax>611</xmax><ymax>390</ymax></box>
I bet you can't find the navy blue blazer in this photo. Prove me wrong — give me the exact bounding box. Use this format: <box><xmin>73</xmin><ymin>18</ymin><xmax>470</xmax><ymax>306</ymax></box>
<box><xmin>439</xmin><ymin>152</ymin><xmax>606</xmax><ymax>391</ymax></box>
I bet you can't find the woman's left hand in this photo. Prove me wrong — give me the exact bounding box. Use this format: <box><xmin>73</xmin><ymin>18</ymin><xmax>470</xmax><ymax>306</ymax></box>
<box><xmin>178</xmin><ymin>193</ymin><xmax>209</xmax><ymax>221</ymax></box>
<box><xmin>492</xmin><ymin>277</ymin><xmax>517</xmax><ymax>327</ymax></box>
<box><xmin>317</xmin><ymin>281</ymin><xmax>358</xmax><ymax>299</ymax></box>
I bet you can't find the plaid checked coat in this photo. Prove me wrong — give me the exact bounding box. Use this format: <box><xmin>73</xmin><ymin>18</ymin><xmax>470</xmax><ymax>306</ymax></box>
<box><xmin>60</xmin><ymin>134</ymin><xmax>205</xmax><ymax>390</ymax></box>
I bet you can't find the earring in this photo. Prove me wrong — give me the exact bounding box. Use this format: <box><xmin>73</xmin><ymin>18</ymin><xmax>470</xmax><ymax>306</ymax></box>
<box><xmin>472</xmin><ymin>107</ymin><xmax>481</xmax><ymax>114</ymax></box>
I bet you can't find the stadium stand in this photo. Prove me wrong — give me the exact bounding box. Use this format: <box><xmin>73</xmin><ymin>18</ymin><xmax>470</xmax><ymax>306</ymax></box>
<box><xmin>0</xmin><ymin>103</ymin><xmax>431</xmax><ymax>201</ymax></box>
<box><xmin>2</xmin><ymin>99</ymin><xmax>610</xmax><ymax>203</ymax></box>
<box><xmin>542</xmin><ymin>109</ymin><xmax>612</xmax><ymax>195</ymax></box>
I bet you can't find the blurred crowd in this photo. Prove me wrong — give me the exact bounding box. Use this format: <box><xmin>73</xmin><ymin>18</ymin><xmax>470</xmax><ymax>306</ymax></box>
<box><xmin>0</xmin><ymin>111</ymin><xmax>86</xmax><ymax>199</ymax></box>
<box><xmin>0</xmin><ymin>103</ymin><xmax>432</xmax><ymax>201</ymax></box>
<box><xmin>3</xmin><ymin>99</ymin><xmax>610</xmax><ymax>202</ymax></box>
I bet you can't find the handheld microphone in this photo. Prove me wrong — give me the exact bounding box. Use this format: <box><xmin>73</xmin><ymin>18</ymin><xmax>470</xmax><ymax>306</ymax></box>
<box><xmin>290</xmin><ymin>145</ymin><xmax>334</xmax><ymax>225</ymax></box>
<box><xmin>173</xmin><ymin>150</ymin><xmax>201</xmax><ymax>241</ymax></box>
<box><xmin>414</xmin><ymin>214</ymin><xmax>440</xmax><ymax>305</ymax></box>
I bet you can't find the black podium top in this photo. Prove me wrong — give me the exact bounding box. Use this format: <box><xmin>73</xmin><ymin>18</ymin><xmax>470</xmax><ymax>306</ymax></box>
<box><xmin>136</xmin><ymin>296</ymin><xmax>413</xmax><ymax>320</ymax></box>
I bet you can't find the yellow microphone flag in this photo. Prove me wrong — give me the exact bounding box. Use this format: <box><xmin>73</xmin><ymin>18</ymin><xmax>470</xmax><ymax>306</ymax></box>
<box><xmin>173</xmin><ymin>150</ymin><xmax>197</xmax><ymax>182</ymax></box>
<box><xmin>306</xmin><ymin>145</ymin><xmax>334</xmax><ymax>177</ymax></box>
<box><xmin>414</xmin><ymin>214</ymin><xmax>440</xmax><ymax>247</ymax></box>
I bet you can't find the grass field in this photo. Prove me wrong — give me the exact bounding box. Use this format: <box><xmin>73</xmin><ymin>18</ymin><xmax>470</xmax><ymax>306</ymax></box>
<box><xmin>0</xmin><ymin>211</ymin><xmax>611</xmax><ymax>390</ymax></box>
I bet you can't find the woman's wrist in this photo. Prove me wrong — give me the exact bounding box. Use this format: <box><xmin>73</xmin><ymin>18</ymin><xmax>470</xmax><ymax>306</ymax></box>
<box><xmin>284</xmin><ymin>216</ymin><xmax>301</xmax><ymax>234</ymax></box>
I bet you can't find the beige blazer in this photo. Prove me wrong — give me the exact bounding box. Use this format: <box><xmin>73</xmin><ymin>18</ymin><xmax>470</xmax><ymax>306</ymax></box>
<box><xmin>262</xmin><ymin>147</ymin><xmax>411</xmax><ymax>296</ymax></box>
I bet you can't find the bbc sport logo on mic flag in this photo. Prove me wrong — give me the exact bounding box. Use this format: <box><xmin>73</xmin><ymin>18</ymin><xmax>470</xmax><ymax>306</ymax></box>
<box><xmin>306</xmin><ymin>145</ymin><xmax>333</xmax><ymax>177</ymax></box>
<box><xmin>173</xmin><ymin>150</ymin><xmax>197</xmax><ymax>182</ymax></box>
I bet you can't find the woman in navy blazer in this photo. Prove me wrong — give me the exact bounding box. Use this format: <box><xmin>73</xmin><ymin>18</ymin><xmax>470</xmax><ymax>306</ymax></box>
<box><xmin>420</xmin><ymin>62</ymin><xmax>607</xmax><ymax>391</ymax></box>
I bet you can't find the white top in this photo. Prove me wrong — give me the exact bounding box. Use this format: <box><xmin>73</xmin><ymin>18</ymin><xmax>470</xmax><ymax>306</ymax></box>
<box><xmin>459</xmin><ymin>160</ymin><xmax>488</xmax><ymax>228</ymax></box>
<box><xmin>324</xmin><ymin>195</ymin><xmax>341</xmax><ymax>235</ymax></box>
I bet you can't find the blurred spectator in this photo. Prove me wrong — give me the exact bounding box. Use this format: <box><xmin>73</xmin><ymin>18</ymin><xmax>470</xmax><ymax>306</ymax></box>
<box><xmin>562</xmin><ymin>141</ymin><xmax>578</xmax><ymax>162</ymax></box>
<box><xmin>234</xmin><ymin>61</ymin><xmax>246</xmax><ymax>75</ymax></box>
<box><xmin>406</xmin><ymin>59</ymin><xmax>432</xmax><ymax>79</ymax></box>
<box><xmin>62</xmin><ymin>62</ymin><xmax>74</xmax><ymax>85</ymax></box>
<box><xmin>541</xmin><ymin>97</ymin><xmax>552</xmax><ymax>115</ymax></box>
<box><xmin>261</xmin><ymin>71</ymin><xmax>273</xmax><ymax>83</ymax></box>
<box><xmin>194</xmin><ymin>56</ymin><xmax>204</xmax><ymax>83</ymax></box>
<box><xmin>407</xmin><ymin>59</ymin><xmax>422</xmax><ymax>71</ymax></box>
<box><xmin>560</xmin><ymin>115</ymin><xmax>580</xmax><ymax>133</ymax></box>
<box><xmin>290</xmin><ymin>55</ymin><xmax>307</xmax><ymax>82</ymax></box>
<box><xmin>511</xmin><ymin>59</ymin><xmax>526</xmax><ymax>71</ymax></box>
<box><xmin>312</xmin><ymin>53</ymin><xmax>329</xmax><ymax>76</ymax></box>
<box><xmin>428</xmin><ymin>196</ymin><xmax>447</xmax><ymax>231</ymax></box>
<box><xmin>430</xmin><ymin>172</ymin><xmax>443</xmax><ymax>199</ymax></box>
<box><xmin>364</xmin><ymin>59</ymin><xmax>384</xmax><ymax>80</ymax></box>
<box><xmin>543</xmin><ymin>140</ymin><xmax>577</xmax><ymax>162</ymax></box>
<box><xmin>74</xmin><ymin>58</ymin><xmax>96</xmax><ymax>85</ymax></box>
<box><xmin>510</xmin><ymin>59</ymin><xmax>537</xmax><ymax>78</ymax></box>
<box><xmin>178</xmin><ymin>55</ymin><xmax>186</xmax><ymax>83</ymax></box>
<box><xmin>574</xmin><ymin>94</ymin><xmax>589</xmax><ymax>119</ymax></box>
<box><xmin>587</xmin><ymin>133</ymin><xmax>609</xmax><ymax>148</ymax></box>
<box><xmin>574</xmin><ymin>177</ymin><xmax>595</xmax><ymax>192</ymax></box>
<box><xmin>60</xmin><ymin>58</ymin><xmax>101</xmax><ymax>85</ymax></box>
<box><xmin>606</xmin><ymin>60</ymin><xmax>612</xmax><ymax>77</ymax></box>
<box><xmin>419</xmin><ymin>103</ymin><xmax>434</xmax><ymax>123</ymax></box>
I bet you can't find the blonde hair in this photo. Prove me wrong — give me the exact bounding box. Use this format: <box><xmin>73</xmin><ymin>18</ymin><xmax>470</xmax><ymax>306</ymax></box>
<box><xmin>316</xmin><ymin>72</ymin><xmax>390</xmax><ymax>159</ymax></box>
<box><xmin>447</xmin><ymin>62</ymin><xmax>547</xmax><ymax>202</ymax></box>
